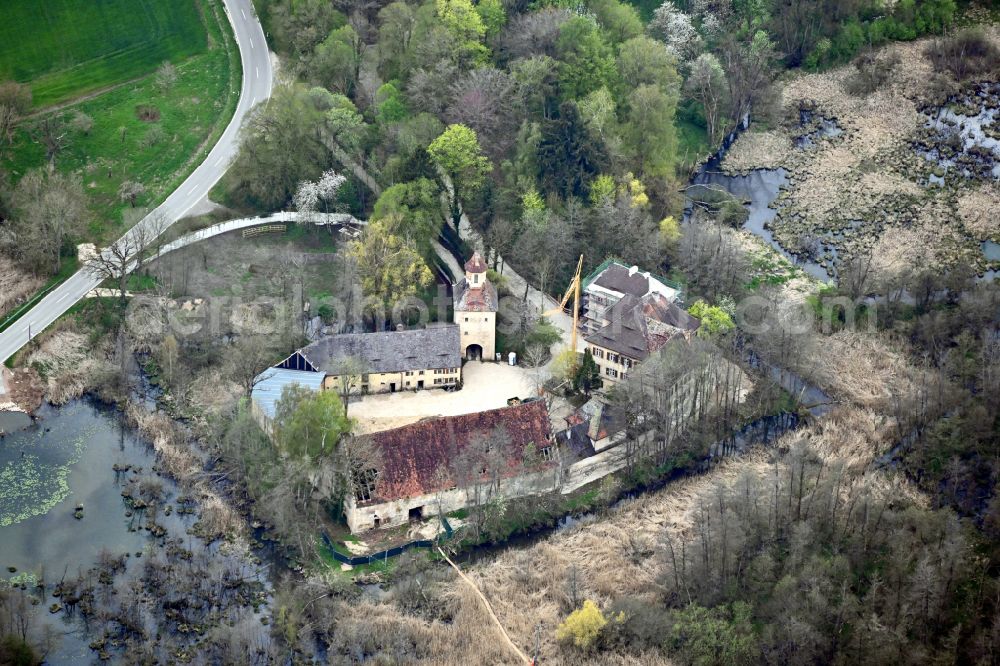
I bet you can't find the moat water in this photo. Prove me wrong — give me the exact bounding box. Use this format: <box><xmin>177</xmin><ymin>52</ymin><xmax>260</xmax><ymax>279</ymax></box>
<box><xmin>0</xmin><ymin>398</ymin><xmax>272</xmax><ymax>663</ymax></box>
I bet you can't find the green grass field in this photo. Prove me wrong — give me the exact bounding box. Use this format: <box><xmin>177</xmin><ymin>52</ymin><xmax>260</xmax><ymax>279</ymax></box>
<box><xmin>0</xmin><ymin>0</ymin><xmax>207</xmax><ymax>108</ymax></box>
<box><xmin>1</xmin><ymin>0</ymin><xmax>238</xmax><ymax>244</ymax></box>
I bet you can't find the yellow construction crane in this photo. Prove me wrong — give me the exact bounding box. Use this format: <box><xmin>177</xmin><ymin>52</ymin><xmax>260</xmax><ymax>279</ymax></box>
<box><xmin>545</xmin><ymin>254</ymin><xmax>584</xmax><ymax>358</ymax></box>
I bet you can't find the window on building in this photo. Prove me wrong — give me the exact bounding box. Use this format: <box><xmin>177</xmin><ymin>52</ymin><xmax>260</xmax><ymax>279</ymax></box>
<box><xmin>540</xmin><ymin>445</ymin><xmax>554</xmax><ymax>461</ymax></box>
<box><xmin>464</xmin><ymin>317</ymin><xmax>469</xmax><ymax>322</ymax></box>
<box><xmin>354</xmin><ymin>468</ymin><xmax>379</xmax><ymax>502</ymax></box>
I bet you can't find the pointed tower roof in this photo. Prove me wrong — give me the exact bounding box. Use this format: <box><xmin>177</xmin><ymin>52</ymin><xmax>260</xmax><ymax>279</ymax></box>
<box><xmin>464</xmin><ymin>251</ymin><xmax>487</xmax><ymax>273</ymax></box>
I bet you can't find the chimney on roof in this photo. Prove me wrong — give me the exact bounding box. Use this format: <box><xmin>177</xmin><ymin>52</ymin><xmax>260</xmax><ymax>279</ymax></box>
<box><xmin>629</xmin><ymin>265</ymin><xmax>639</xmax><ymax>276</ymax></box>
<box><xmin>588</xmin><ymin>402</ymin><xmax>604</xmax><ymax>440</ymax></box>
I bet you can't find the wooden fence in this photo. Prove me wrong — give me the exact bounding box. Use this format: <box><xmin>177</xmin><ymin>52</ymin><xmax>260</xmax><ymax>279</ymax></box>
<box><xmin>242</xmin><ymin>224</ymin><xmax>287</xmax><ymax>238</ymax></box>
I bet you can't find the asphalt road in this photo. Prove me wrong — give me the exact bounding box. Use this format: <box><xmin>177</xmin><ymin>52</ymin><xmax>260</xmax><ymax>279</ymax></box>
<box><xmin>0</xmin><ymin>0</ymin><xmax>273</xmax><ymax>365</ymax></box>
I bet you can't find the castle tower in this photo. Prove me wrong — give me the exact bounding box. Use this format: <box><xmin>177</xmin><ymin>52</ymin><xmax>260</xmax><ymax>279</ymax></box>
<box><xmin>453</xmin><ymin>251</ymin><xmax>497</xmax><ymax>361</ymax></box>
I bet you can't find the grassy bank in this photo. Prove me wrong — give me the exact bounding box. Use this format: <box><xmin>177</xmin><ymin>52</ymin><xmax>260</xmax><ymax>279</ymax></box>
<box><xmin>1</xmin><ymin>0</ymin><xmax>239</xmax><ymax>246</ymax></box>
<box><xmin>0</xmin><ymin>0</ymin><xmax>207</xmax><ymax>108</ymax></box>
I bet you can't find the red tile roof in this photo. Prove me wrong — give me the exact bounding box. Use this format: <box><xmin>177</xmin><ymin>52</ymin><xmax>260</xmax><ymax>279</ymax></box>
<box><xmin>464</xmin><ymin>251</ymin><xmax>487</xmax><ymax>273</ymax></box>
<box><xmin>454</xmin><ymin>278</ymin><xmax>498</xmax><ymax>312</ymax></box>
<box><xmin>361</xmin><ymin>400</ymin><xmax>552</xmax><ymax>504</ymax></box>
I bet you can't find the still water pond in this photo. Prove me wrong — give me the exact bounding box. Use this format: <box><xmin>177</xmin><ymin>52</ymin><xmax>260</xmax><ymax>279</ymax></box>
<box><xmin>0</xmin><ymin>399</ymin><xmax>272</xmax><ymax>663</ymax></box>
<box><xmin>0</xmin><ymin>401</ymin><xmax>163</xmax><ymax>574</ymax></box>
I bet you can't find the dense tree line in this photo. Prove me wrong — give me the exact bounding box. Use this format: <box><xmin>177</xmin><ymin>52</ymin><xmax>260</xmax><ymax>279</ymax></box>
<box><xmin>240</xmin><ymin>0</ymin><xmax>785</xmax><ymax>292</ymax></box>
<box><xmin>233</xmin><ymin>0</ymin><xmax>956</xmax><ymax>305</ymax></box>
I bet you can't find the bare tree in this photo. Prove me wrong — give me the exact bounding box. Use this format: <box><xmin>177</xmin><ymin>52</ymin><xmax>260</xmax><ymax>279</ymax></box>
<box><xmin>31</xmin><ymin>115</ymin><xmax>70</xmax><ymax>163</ymax></box>
<box><xmin>330</xmin><ymin>355</ymin><xmax>368</xmax><ymax>417</ymax></box>
<box><xmin>720</xmin><ymin>30</ymin><xmax>779</xmax><ymax>127</ymax></box>
<box><xmin>522</xmin><ymin>343</ymin><xmax>553</xmax><ymax>407</ymax></box>
<box><xmin>226</xmin><ymin>335</ymin><xmax>279</xmax><ymax>398</ymax></box>
<box><xmin>155</xmin><ymin>61</ymin><xmax>178</xmax><ymax>91</ymax></box>
<box><xmin>446</xmin><ymin>67</ymin><xmax>522</xmax><ymax>161</ymax></box>
<box><xmin>2</xmin><ymin>167</ymin><xmax>87</xmax><ymax>275</ymax></box>
<box><xmin>118</xmin><ymin>180</ymin><xmax>146</xmax><ymax>207</ymax></box>
<box><xmin>499</xmin><ymin>8</ymin><xmax>572</xmax><ymax>60</ymax></box>
<box><xmin>839</xmin><ymin>244</ymin><xmax>876</xmax><ymax>300</ymax></box>
<box><xmin>0</xmin><ymin>80</ymin><xmax>32</xmax><ymax>148</ymax></box>
<box><xmin>678</xmin><ymin>215</ymin><xmax>749</xmax><ymax>302</ymax></box>
<box><xmin>449</xmin><ymin>426</ymin><xmax>517</xmax><ymax>540</ymax></box>
<box><xmin>686</xmin><ymin>53</ymin><xmax>730</xmax><ymax>145</ymax></box>
<box><xmin>70</xmin><ymin>110</ymin><xmax>94</xmax><ymax>136</ymax></box>
<box><xmin>86</xmin><ymin>210</ymin><xmax>167</xmax><ymax>315</ymax></box>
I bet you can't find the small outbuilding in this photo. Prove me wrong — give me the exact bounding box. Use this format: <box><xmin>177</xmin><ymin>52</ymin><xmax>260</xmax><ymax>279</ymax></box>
<box><xmin>250</xmin><ymin>368</ymin><xmax>326</xmax><ymax>438</ymax></box>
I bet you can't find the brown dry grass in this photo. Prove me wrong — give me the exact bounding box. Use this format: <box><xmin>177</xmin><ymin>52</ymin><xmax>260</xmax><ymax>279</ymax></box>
<box><xmin>794</xmin><ymin>329</ymin><xmax>936</xmax><ymax>415</ymax></box>
<box><xmin>0</xmin><ymin>257</ymin><xmax>44</xmax><ymax>320</ymax></box>
<box><xmin>727</xmin><ymin>30</ymin><xmax>1000</xmax><ymax>273</ymax></box>
<box><xmin>126</xmin><ymin>402</ymin><xmax>248</xmax><ymax>543</ymax></box>
<box><xmin>327</xmin><ymin>588</ymin><xmax>678</xmax><ymax>666</ymax></box>
<box><xmin>780</xmin><ymin>38</ymin><xmax>935</xmax><ymax>154</ymax></box>
<box><xmin>126</xmin><ymin>405</ymin><xmax>202</xmax><ymax>479</ymax></box>
<box><xmin>723</xmin><ymin>130</ymin><xmax>793</xmax><ymax>171</ymax></box>
<box><xmin>957</xmin><ymin>182</ymin><xmax>1000</xmax><ymax>240</ymax></box>
<box><xmin>26</xmin><ymin>330</ymin><xmax>112</xmax><ymax>404</ymax></box>
<box><xmin>186</xmin><ymin>368</ymin><xmax>241</xmax><ymax>417</ymax></box>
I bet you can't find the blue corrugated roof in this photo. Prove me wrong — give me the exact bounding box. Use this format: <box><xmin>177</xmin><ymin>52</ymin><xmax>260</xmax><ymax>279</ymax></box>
<box><xmin>252</xmin><ymin>368</ymin><xmax>325</xmax><ymax>421</ymax></box>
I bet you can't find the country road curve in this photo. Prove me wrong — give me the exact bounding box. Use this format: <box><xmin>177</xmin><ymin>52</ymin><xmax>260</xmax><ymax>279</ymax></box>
<box><xmin>0</xmin><ymin>0</ymin><xmax>273</xmax><ymax>365</ymax></box>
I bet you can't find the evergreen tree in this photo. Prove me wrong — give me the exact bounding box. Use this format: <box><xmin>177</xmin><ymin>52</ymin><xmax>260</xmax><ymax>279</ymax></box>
<box><xmin>538</xmin><ymin>102</ymin><xmax>609</xmax><ymax>199</ymax></box>
<box><xmin>574</xmin><ymin>349</ymin><xmax>602</xmax><ymax>394</ymax></box>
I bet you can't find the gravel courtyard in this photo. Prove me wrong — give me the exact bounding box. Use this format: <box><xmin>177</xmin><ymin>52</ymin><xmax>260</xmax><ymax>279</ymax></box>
<box><xmin>349</xmin><ymin>361</ymin><xmax>541</xmax><ymax>434</ymax></box>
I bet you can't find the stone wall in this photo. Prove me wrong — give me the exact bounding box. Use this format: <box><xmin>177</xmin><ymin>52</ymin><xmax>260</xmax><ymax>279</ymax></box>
<box><xmin>345</xmin><ymin>463</ymin><xmax>561</xmax><ymax>532</ymax></box>
<box><xmin>457</xmin><ymin>311</ymin><xmax>496</xmax><ymax>360</ymax></box>
<box><xmin>345</xmin><ymin>431</ymin><xmax>652</xmax><ymax>532</ymax></box>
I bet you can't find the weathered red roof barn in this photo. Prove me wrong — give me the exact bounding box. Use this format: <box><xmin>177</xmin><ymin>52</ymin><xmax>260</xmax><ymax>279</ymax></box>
<box><xmin>360</xmin><ymin>400</ymin><xmax>553</xmax><ymax>504</ymax></box>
